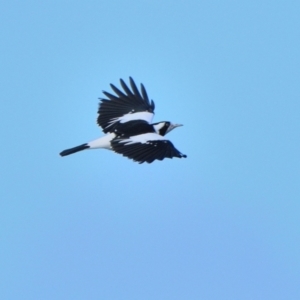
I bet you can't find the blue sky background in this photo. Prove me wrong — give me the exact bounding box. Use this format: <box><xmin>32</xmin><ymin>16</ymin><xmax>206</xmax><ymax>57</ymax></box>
<box><xmin>1</xmin><ymin>1</ymin><xmax>299</xmax><ymax>299</ymax></box>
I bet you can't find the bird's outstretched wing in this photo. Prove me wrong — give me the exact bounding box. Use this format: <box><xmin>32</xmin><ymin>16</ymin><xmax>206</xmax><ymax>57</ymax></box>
<box><xmin>111</xmin><ymin>133</ymin><xmax>187</xmax><ymax>164</ymax></box>
<box><xmin>98</xmin><ymin>77</ymin><xmax>155</xmax><ymax>133</ymax></box>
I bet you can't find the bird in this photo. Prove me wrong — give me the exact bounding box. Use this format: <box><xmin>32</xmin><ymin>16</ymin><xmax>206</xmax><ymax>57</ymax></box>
<box><xmin>59</xmin><ymin>77</ymin><xmax>187</xmax><ymax>164</ymax></box>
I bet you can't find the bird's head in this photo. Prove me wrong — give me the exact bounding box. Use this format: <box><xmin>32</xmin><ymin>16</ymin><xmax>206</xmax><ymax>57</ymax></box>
<box><xmin>153</xmin><ymin>122</ymin><xmax>183</xmax><ymax>136</ymax></box>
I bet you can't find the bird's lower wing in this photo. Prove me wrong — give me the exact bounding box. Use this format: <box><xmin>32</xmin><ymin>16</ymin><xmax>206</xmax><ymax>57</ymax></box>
<box><xmin>111</xmin><ymin>134</ymin><xmax>186</xmax><ymax>164</ymax></box>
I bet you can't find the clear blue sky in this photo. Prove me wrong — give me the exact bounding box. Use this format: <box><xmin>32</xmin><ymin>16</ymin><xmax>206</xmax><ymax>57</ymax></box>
<box><xmin>1</xmin><ymin>1</ymin><xmax>299</xmax><ymax>299</ymax></box>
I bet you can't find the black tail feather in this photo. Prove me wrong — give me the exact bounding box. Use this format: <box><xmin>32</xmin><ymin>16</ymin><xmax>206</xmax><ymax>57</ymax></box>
<box><xmin>60</xmin><ymin>143</ymin><xmax>89</xmax><ymax>156</ymax></box>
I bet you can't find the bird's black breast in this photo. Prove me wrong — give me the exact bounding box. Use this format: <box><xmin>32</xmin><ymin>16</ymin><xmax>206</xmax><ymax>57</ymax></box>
<box><xmin>113</xmin><ymin>120</ymin><xmax>155</xmax><ymax>137</ymax></box>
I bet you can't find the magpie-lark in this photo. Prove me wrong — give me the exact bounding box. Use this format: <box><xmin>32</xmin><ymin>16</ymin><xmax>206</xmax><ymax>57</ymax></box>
<box><xmin>60</xmin><ymin>77</ymin><xmax>187</xmax><ymax>164</ymax></box>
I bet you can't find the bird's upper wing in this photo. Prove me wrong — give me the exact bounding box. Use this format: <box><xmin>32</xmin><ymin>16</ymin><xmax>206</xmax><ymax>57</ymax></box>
<box><xmin>111</xmin><ymin>133</ymin><xmax>187</xmax><ymax>164</ymax></box>
<box><xmin>97</xmin><ymin>77</ymin><xmax>155</xmax><ymax>133</ymax></box>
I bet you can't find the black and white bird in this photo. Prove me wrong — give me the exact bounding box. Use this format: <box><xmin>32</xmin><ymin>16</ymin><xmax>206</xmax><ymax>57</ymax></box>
<box><xmin>60</xmin><ymin>77</ymin><xmax>187</xmax><ymax>164</ymax></box>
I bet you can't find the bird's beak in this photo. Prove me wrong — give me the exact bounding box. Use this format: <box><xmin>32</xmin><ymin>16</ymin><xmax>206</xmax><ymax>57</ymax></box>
<box><xmin>167</xmin><ymin>123</ymin><xmax>183</xmax><ymax>134</ymax></box>
<box><xmin>172</xmin><ymin>123</ymin><xmax>183</xmax><ymax>128</ymax></box>
<box><xmin>170</xmin><ymin>123</ymin><xmax>183</xmax><ymax>130</ymax></box>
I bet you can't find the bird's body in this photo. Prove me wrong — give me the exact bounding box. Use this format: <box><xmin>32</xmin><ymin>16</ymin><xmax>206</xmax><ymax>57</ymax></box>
<box><xmin>60</xmin><ymin>77</ymin><xmax>186</xmax><ymax>164</ymax></box>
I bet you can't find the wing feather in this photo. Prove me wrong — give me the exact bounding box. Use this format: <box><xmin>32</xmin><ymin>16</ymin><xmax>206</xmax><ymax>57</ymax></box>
<box><xmin>98</xmin><ymin>77</ymin><xmax>155</xmax><ymax>133</ymax></box>
<box><xmin>111</xmin><ymin>134</ymin><xmax>187</xmax><ymax>164</ymax></box>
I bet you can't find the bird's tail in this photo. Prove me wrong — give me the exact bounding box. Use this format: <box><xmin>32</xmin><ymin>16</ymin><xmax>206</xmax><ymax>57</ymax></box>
<box><xmin>60</xmin><ymin>143</ymin><xmax>89</xmax><ymax>156</ymax></box>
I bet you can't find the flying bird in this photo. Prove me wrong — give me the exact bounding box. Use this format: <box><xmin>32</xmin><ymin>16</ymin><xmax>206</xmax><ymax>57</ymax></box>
<box><xmin>60</xmin><ymin>77</ymin><xmax>187</xmax><ymax>164</ymax></box>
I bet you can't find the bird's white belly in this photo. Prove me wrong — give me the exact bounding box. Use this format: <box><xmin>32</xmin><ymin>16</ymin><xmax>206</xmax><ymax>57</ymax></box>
<box><xmin>88</xmin><ymin>133</ymin><xmax>116</xmax><ymax>150</ymax></box>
